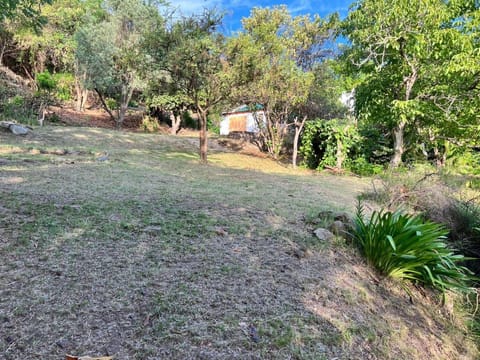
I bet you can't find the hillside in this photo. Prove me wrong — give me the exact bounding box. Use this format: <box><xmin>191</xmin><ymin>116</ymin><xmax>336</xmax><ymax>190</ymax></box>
<box><xmin>0</xmin><ymin>126</ymin><xmax>477</xmax><ymax>359</ymax></box>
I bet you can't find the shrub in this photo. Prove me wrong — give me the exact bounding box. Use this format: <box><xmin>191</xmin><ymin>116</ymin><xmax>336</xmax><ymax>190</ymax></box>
<box><xmin>106</xmin><ymin>98</ymin><xmax>118</xmax><ymax>111</ymax></box>
<box><xmin>207</xmin><ymin>116</ymin><xmax>220</xmax><ymax>135</ymax></box>
<box><xmin>353</xmin><ymin>202</ymin><xmax>475</xmax><ymax>293</ymax></box>
<box><xmin>349</xmin><ymin>157</ymin><xmax>384</xmax><ymax>176</ymax></box>
<box><xmin>300</xmin><ymin>119</ymin><xmax>361</xmax><ymax>170</ymax></box>
<box><xmin>141</xmin><ymin>115</ymin><xmax>159</xmax><ymax>133</ymax></box>
<box><xmin>182</xmin><ymin>110</ymin><xmax>198</xmax><ymax>129</ymax></box>
<box><xmin>52</xmin><ymin>73</ymin><xmax>75</xmax><ymax>101</ymax></box>
<box><xmin>36</xmin><ymin>71</ymin><xmax>56</xmax><ymax>91</ymax></box>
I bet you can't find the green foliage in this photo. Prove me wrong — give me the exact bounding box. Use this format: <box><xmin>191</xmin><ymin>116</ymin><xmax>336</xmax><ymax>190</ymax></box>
<box><xmin>52</xmin><ymin>72</ymin><xmax>75</xmax><ymax>101</ymax></box>
<box><xmin>10</xmin><ymin>94</ymin><xmax>24</xmax><ymax>106</ymax></box>
<box><xmin>341</xmin><ymin>0</ymin><xmax>480</xmax><ymax>166</ymax></box>
<box><xmin>35</xmin><ymin>71</ymin><xmax>56</xmax><ymax>91</ymax></box>
<box><xmin>141</xmin><ymin>115</ymin><xmax>159</xmax><ymax>133</ymax></box>
<box><xmin>349</xmin><ymin>157</ymin><xmax>383</xmax><ymax>177</ymax></box>
<box><xmin>1</xmin><ymin>94</ymin><xmax>38</xmax><ymax>125</ymax></box>
<box><xmin>207</xmin><ymin>115</ymin><xmax>220</xmax><ymax>135</ymax></box>
<box><xmin>105</xmin><ymin>98</ymin><xmax>117</xmax><ymax>111</ymax></box>
<box><xmin>226</xmin><ymin>6</ymin><xmax>337</xmax><ymax>159</ymax></box>
<box><xmin>182</xmin><ymin>111</ymin><xmax>197</xmax><ymax>130</ymax></box>
<box><xmin>0</xmin><ymin>0</ymin><xmax>52</xmax><ymax>29</ymax></box>
<box><xmin>144</xmin><ymin>8</ymin><xmax>225</xmax><ymax>160</ymax></box>
<box><xmin>446</xmin><ymin>150</ymin><xmax>480</xmax><ymax>176</ymax></box>
<box><xmin>300</xmin><ymin>119</ymin><xmax>361</xmax><ymax>171</ymax></box>
<box><xmin>76</xmin><ymin>0</ymin><xmax>162</xmax><ymax>127</ymax></box>
<box><xmin>451</xmin><ymin>200</ymin><xmax>480</xmax><ymax>237</ymax></box>
<box><xmin>353</xmin><ymin>203</ymin><xmax>475</xmax><ymax>293</ymax></box>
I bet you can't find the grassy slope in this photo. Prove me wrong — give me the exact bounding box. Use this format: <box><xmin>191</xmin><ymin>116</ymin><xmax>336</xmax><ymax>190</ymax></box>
<box><xmin>0</xmin><ymin>126</ymin><xmax>476</xmax><ymax>359</ymax></box>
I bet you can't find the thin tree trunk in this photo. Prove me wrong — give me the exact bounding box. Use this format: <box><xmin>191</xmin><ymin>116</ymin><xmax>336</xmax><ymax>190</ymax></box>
<box><xmin>0</xmin><ymin>40</ymin><xmax>6</xmax><ymax>66</ymax></box>
<box><xmin>390</xmin><ymin>120</ymin><xmax>406</xmax><ymax>167</ymax></box>
<box><xmin>170</xmin><ymin>113</ymin><xmax>181</xmax><ymax>135</ymax></box>
<box><xmin>336</xmin><ymin>136</ymin><xmax>344</xmax><ymax>169</ymax></box>
<box><xmin>75</xmin><ymin>71</ymin><xmax>88</xmax><ymax>112</ymax></box>
<box><xmin>118</xmin><ymin>102</ymin><xmax>127</xmax><ymax>130</ymax></box>
<box><xmin>292</xmin><ymin>116</ymin><xmax>307</xmax><ymax>168</ymax></box>
<box><xmin>199</xmin><ymin>109</ymin><xmax>208</xmax><ymax>163</ymax></box>
<box><xmin>81</xmin><ymin>89</ymin><xmax>88</xmax><ymax>110</ymax></box>
<box><xmin>95</xmin><ymin>88</ymin><xmax>116</xmax><ymax>123</ymax></box>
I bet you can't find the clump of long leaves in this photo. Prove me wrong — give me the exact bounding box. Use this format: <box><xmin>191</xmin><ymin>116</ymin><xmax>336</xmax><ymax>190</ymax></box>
<box><xmin>353</xmin><ymin>202</ymin><xmax>475</xmax><ymax>293</ymax></box>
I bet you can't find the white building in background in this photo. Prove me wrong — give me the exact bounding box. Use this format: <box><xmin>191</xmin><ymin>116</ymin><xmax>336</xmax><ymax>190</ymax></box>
<box><xmin>220</xmin><ymin>105</ymin><xmax>265</xmax><ymax>136</ymax></box>
<box><xmin>340</xmin><ymin>89</ymin><xmax>355</xmax><ymax>113</ymax></box>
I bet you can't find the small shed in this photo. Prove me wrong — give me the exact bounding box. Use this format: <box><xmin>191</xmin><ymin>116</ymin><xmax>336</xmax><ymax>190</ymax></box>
<box><xmin>220</xmin><ymin>104</ymin><xmax>265</xmax><ymax>135</ymax></box>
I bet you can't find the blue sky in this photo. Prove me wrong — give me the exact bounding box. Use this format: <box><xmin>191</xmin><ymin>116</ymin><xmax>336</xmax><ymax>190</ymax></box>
<box><xmin>168</xmin><ymin>0</ymin><xmax>352</xmax><ymax>34</ymax></box>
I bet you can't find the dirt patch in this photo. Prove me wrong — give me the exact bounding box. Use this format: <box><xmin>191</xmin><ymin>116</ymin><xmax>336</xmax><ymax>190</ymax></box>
<box><xmin>48</xmin><ymin>106</ymin><xmax>144</xmax><ymax>130</ymax></box>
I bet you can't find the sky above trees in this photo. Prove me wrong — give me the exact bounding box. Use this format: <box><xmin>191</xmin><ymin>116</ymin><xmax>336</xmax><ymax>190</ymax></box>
<box><xmin>168</xmin><ymin>0</ymin><xmax>351</xmax><ymax>34</ymax></box>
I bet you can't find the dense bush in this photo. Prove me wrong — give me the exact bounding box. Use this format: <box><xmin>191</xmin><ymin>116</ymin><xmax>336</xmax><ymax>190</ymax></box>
<box><xmin>35</xmin><ymin>71</ymin><xmax>56</xmax><ymax>91</ymax></box>
<box><xmin>182</xmin><ymin>110</ymin><xmax>198</xmax><ymax>129</ymax></box>
<box><xmin>349</xmin><ymin>157</ymin><xmax>384</xmax><ymax>176</ymax></box>
<box><xmin>52</xmin><ymin>73</ymin><xmax>75</xmax><ymax>101</ymax></box>
<box><xmin>353</xmin><ymin>203</ymin><xmax>475</xmax><ymax>293</ymax></box>
<box><xmin>300</xmin><ymin>119</ymin><xmax>391</xmax><ymax>175</ymax></box>
<box><xmin>207</xmin><ymin>114</ymin><xmax>220</xmax><ymax>135</ymax></box>
<box><xmin>300</xmin><ymin>119</ymin><xmax>361</xmax><ymax>170</ymax></box>
<box><xmin>141</xmin><ymin>115</ymin><xmax>160</xmax><ymax>132</ymax></box>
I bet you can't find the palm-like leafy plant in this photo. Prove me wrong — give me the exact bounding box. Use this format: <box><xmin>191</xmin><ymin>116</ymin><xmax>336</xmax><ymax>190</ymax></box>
<box><xmin>354</xmin><ymin>202</ymin><xmax>475</xmax><ymax>292</ymax></box>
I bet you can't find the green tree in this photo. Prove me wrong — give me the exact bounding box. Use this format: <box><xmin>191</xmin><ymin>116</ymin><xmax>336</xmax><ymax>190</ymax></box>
<box><xmin>226</xmin><ymin>6</ymin><xmax>337</xmax><ymax>160</ymax></box>
<box><xmin>342</xmin><ymin>0</ymin><xmax>480</xmax><ymax>167</ymax></box>
<box><xmin>76</xmin><ymin>0</ymin><xmax>162</xmax><ymax>128</ymax></box>
<box><xmin>146</xmin><ymin>10</ymin><xmax>226</xmax><ymax>162</ymax></box>
<box><xmin>0</xmin><ymin>0</ymin><xmax>51</xmax><ymax>26</ymax></box>
<box><xmin>2</xmin><ymin>0</ymin><xmax>105</xmax><ymax>110</ymax></box>
<box><xmin>292</xmin><ymin>61</ymin><xmax>348</xmax><ymax>167</ymax></box>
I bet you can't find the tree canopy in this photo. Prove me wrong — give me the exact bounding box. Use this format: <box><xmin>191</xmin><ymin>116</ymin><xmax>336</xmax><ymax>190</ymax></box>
<box><xmin>225</xmin><ymin>6</ymin><xmax>338</xmax><ymax>159</ymax></box>
<box><xmin>342</xmin><ymin>0</ymin><xmax>480</xmax><ymax>166</ymax></box>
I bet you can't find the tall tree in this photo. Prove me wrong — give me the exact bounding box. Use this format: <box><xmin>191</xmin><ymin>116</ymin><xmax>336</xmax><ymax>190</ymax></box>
<box><xmin>146</xmin><ymin>10</ymin><xmax>226</xmax><ymax>162</ymax></box>
<box><xmin>76</xmin><ymin>0</ymin><xmax>162</xmax><ymax>128</ymax></box>
<box><xmin>226</xmin><ymin>6</ymin><xmax>337</xmax><ymax>160</ymax></box>
<box><xmin>2</xmin><ymin>0</ymin><xmax>105</xmax><ymax>111</ymax></box>
<box><xmin>0</xmin><ymin>0</ymin><xmax>51</xmax><ymax>25</ymax></box>
<box><xmin>342</xmin><ymin>0</ymin><xmax>480</xmax><ymax>167</ymax></box>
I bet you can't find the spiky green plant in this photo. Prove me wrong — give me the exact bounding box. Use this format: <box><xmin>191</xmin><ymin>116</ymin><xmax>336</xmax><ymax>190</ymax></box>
<box><xmin>354</xmin><ymin>202</ymin><xmax>475</xmax><ymax>292</ymax></box>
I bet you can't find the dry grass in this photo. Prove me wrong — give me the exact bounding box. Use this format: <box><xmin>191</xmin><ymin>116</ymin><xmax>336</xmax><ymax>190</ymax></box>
<box><xmin>0</xmin><ymin>126</ymin><xmax>477</xmax><ymax>359</ymax></box>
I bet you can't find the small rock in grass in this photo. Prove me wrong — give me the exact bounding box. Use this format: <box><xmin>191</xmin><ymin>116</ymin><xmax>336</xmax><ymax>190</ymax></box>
<box><xmin>143</xmin><ymin>225</ymin><xmax>162</xmax><ymax>234</ymax></box>
<box><xmin>10</xmin><ymin>124</ymin><xmax>29</xmax><ymax>135</ymax></box>
<box><xmin>329</xmin><ymin>220</ymin><xmax>347</xmax><ymax>236</ymax></box>
<box><xmin>314</xmin><ymin>228</ymin><xmax>335</xmax><ymax>241</ymax></box>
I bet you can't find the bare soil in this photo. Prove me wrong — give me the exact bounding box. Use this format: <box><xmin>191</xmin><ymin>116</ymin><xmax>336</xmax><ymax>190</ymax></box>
<box><xmin>0</xmin><ymin>126</ymin><xmax>477</xmax><ymax>359</ymax></box>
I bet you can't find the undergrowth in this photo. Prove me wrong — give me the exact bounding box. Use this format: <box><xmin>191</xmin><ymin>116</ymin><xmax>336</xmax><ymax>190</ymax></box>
<box><xmin>353</xmin><ymin>202</ymin><xmax>475</xmax><ymax>294</ymax></box>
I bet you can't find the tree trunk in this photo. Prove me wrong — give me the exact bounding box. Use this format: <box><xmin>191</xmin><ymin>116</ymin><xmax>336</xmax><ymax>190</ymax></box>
<box><xmin>391</xmin><ymin>42</ymin><xmax>417</xmax><ymax>168</ymax></box>
<box><xmin>170</xmin><ymin>113</ymin><xmax>181</xmax><ymax>135</ymax></box>
<box><xmin>336</xmin><ymin>136</ymin><xmax>344</xmax><ymax>169</ymax></box>
<box><xmin>75</xmin><ymin>86</ymin><xmax>88</xmax><ymax>112</ymax></box>
<box><xmin>199</xmin><ymin>110</ymin><xmax>208</xmax><ymax>163</ymax></box>
<box><xmin>390</xmin><ymin>120</ymin><xmax>406</xmax><ymax>167</ymax></box>
<box><xmin>95</xmin><ymin>88</ymin><xmax>116</xmax><ymax>123</ymax></box>
<box><xmin>116</xmin><ymin>84</ymin><xmax>134</xmax><ymax>130</ymax></box>
<box><xmin>117</xmin><ymin>102</ymin><xmax>127</xmax><ymax>130</ymax></box>
<box><xmin>292</xmin><ymin>116</ymin><xmax>307</xmax><ymax>168</ymax></box>
<box><xmin>0</xmin><ymin>40</ymin><xmax>6</xmax><ymax>66</ymax></box>
<box><xmin>75</xmin><ymin>72</ymin><xmax>88</xmax><ymax>112</ymax></box>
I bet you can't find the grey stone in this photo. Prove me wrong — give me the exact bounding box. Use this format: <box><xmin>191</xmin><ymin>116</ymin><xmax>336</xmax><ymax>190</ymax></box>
<box><xmin>314</xmin><ymin>228</ymin><xmax>335</xmax><ymax>241</ymax></box>
<box><xmin>329</xmin><ymin>220</ymin><xmax>347</xmax><ymax>236</ymax></box>
<box><xmin>9</xmin><ymin>124</ymin><xmax>29</xmax><ymax>135</ymax></box>
<box><xmin>143</xmin><ymin>225</ymin><xmax>162</xmax><ymax>233</ymax></box>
